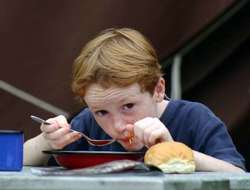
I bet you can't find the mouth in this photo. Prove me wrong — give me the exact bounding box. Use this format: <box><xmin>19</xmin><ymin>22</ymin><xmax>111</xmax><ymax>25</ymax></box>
<box><xmin>117</xmin><ymin>137</ymin><xmax>134</xmax><ymax>145</ymax></box>
<box><xmin>116</xmin><ymin>137</ymin><xmax>130</xmax><ymax>142</ymax></box>
<box><xmin>116</xmin><ymin>131</ymin><xmax>135</xmax><ymax>144</ymax></box>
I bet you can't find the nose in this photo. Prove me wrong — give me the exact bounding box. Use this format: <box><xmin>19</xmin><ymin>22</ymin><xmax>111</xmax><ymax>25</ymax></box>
<box><xmin>112</xmin><ymin>115</ymin><xmax>126</xmax><ymax>133</ymax></box>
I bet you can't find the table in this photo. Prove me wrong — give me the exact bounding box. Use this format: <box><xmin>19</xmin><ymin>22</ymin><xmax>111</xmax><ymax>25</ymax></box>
<box><xmin>0</xmin><ymin>167</ymin><xmax>250</xmax><ymax>190</ymax></box>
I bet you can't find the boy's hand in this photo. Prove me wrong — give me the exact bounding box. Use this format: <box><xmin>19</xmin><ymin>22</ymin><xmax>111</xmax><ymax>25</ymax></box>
<box><xmin>132</xmin><ymin>117</ymin><xmax>173</xmax><ymax>148</ymax></box>
<box><xmin>40</xmin><ymin>115</ymin><xmax>81</xmax><ymax>150</ymax></box>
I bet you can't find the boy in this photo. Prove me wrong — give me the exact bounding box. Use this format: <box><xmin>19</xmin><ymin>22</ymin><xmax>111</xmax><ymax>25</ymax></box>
<box><xmin>24</xmin><ymin>28</ymin><xmax>245</xmax><ymax>172</ymax></box>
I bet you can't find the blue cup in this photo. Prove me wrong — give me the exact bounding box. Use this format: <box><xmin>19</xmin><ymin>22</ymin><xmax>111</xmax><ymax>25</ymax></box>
<box><xmin>0</xmin><ymin>130</ymin><xmax>23</xmax><ymax>171</ymax></box>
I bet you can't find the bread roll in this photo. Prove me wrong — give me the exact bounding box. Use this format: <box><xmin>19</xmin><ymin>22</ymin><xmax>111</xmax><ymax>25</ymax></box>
<box><xmin>144</xmin><ymin>142</ymin><xmax>195</xmax><ymax>173</ymax></box>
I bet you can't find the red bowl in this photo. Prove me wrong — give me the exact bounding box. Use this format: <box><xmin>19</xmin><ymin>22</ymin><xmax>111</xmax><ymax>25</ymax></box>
<box><xmin>43</xmin><ymin>150</ymin><xmax>144</xmax><ymax>169</ymax></box>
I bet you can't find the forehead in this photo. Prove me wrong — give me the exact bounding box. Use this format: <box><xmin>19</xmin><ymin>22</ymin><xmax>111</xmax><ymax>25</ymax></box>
<box><xmin>84</xmin><ymin>83</ymin><xmax>142</xmax><ymax>107</ymax></box>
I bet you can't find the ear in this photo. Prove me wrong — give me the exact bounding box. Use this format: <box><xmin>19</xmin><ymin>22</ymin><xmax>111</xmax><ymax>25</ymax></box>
<box><xmin>153</xmin><ymin>77</ymin><xmax>165</xmax><ymax>102</ymax></box>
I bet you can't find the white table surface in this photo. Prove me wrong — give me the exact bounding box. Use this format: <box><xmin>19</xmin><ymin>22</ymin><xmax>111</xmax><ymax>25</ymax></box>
<box><xmin>0</xmin><ymin>167</ymin><xmax>250</xmax><ymax>190</ymax></box>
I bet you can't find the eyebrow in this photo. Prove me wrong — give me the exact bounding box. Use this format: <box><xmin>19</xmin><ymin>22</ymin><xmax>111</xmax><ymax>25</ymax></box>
<box><xmin>88</xmin><ymin>94</ymin><xmax>138</xmax><ymax>111</ymax></box>
<box><xmin>90</xmin><ymin>106</ymin><xmax>104</xmax><ymax>111</ymax></box>
<box><xmin>116</xmin><ymin>94</ymin><xmax>138</xmax><ymax>104</ymax></box>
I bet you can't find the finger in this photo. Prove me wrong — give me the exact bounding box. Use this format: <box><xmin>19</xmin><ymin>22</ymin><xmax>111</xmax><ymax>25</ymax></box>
<box><xmin>41</xmin><ymin>123</ymin><xmax>60</xmax><ymax>133</ymax></box>
<box><xmin>134</xmin><ymin>117</ymin><xmax>154</xmax><ymax>128</ymax></box>
<box><xmin>143</xmin><ymin>124</ymin><xmax>159</xmax><ymax>145</ymax></box>
<box><xmin>148</xmin><ymin>128</ymin><xmax>166</xmax><ymax>146</ymax></box>
<box><xmin>134</xmin><ymin>117</ymin><xmax>154</xmax><ymax>140</ymax></box>
<box><xmin>51</xmin><ymin>115</ymin><xmax>70</xmax><ymax>128</ymax></box>
<box><xmin>50</xmin><ymin>131</ymin><xmax>81</xmax><ymax>149</ymax></box>
<box><xmin>41</xmin><ymin>115</ymin><xmax>69</xmax><ymax>133</ymax></box>
<box><xmin>134</xmin><ymin>117</ymin><xmax>160</xmax><ymax>142</ymax></box>
<box><xmin>44</xmin><ymin>127</ymin><xmax>71</xmax><ymax>140</ymax></box>
<box><xmin>55</xmin><ymin>131</ymin><xmax>82</xmax><ymax>148</ymax></box>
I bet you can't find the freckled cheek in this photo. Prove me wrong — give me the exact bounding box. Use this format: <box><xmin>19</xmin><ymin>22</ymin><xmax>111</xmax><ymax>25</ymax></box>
<box><xmin>95</xmin><ymin>119</ymin><xmax>115</xmax><ymax>136</ymax></box>
<box><xmin>133</xmin><ymin>109</ymin><xmax>153</xmax><ymax>120</ymax></box>
<box><xmin>96</xmin><ymin>116</ymin><xmax>134</xmax><ymax>134</ymax></box>
<box><xmin>140</xmin><ymin>103</ymin><xmax>157</xmax><ymax>117</ymax></box>
<box><xmin>120</xmin><ymin>114</ymin><xmax>139</xmax><ymax>125</ymax></box>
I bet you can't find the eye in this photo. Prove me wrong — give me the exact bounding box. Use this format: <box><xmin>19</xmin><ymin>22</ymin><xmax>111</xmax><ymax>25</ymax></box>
<box><xmin>123</xmin><ymin>103</ymin><xmax>134</xmax><ymax>111</ymax></box>
<box><xmin>95</xmin><ymin>110</ymin><xmax>108</xmax><ymax>117</ymax></box>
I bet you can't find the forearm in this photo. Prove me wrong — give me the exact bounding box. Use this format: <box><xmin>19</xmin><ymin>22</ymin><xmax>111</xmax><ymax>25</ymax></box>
<box><xmin>193</xmin><ymin>150</ymin><xmax>245</xmax><ymax>173</ymax></box>
<box><xmin>23</xmin><ymin>134</ymin><xmax>52</xmax><ymax>166</ymax></box>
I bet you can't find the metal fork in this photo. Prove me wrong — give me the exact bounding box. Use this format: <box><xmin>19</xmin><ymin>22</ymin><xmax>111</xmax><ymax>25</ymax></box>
<box><xmin>30</xmin><ymin>115</ymin><xmax>115</xmax><ymax>146</ymax></box>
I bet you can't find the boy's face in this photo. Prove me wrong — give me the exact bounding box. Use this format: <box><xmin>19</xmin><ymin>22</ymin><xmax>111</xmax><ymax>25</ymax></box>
<box><xmin>84</xmin><ymin>83</ymin><xmax>160</xmax><ymax>151</ymax></box>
